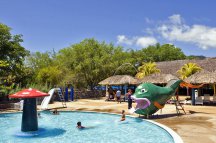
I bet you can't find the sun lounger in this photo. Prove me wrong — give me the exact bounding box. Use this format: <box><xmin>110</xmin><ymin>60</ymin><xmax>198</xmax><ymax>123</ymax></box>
<box><xmin>203</xmin><ymin>94</ymin><xmax>211</xmax><ymax>104</ymax></box>
<box><xmin>195</xmin><ymin>96</ymin><xmax>203</xmax><ymax>105</ymax></box>
<box><xmin>184</xmin><ymin>100</ymin><xmax>192</xmax><ymax>105</ymax></box>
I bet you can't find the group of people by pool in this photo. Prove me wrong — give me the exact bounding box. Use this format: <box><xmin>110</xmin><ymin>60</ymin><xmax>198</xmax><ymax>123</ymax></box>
<box><xmin>75</xmin><ymin>88</ymin><xmax>131</xmax><ymax>129</ymax></box>
<box><xmin>108</xmin><ymin>88</ymin><xmax>133</xmax><ymax>109</ymax></box>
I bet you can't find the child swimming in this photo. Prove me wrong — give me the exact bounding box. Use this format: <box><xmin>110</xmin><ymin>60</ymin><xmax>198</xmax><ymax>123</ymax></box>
<box><xmin>77</xmin><ymin>121</ymin><xmax>85</xmax><ymax>129</ymax></box>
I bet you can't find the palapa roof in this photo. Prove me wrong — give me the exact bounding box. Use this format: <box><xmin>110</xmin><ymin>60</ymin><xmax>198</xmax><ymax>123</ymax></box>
<box><xmin>98</xmin><ymin>75</ymin><xmax>140</xmax><ymax>85</ymax></box>
<box><xmin>156</xmin><ymin>58</ymin><xmax>216</xmax><ymax>76</ymax></box>
<box><xmin>99</xmin><ymin>58</ymin><xmax>216</xmax><ymax>85</ymax></box>
<box><xmin>184</xmin><ymin>70</ymin><xmax>216</xmax><ymax>84</ymax></box>
<box><xmin>139</xmin><ymin>73</ymin><xmax>179</xmax><ymax>84</ymax></box>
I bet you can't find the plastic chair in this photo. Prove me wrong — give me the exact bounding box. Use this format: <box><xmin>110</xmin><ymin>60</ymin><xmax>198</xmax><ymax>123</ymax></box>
<box><xmin>195</xmin><ymin>96</ymin><xmax>203</xmax><ymax>105</ymax></box>
<box><xmin>213</xmin><ymin>95</ymin><xmax>216</xmax><ymax>104</ymax></box>
<box><xmin>203</xmin><ymin>94</ymin><xmax>211</xmax><ymax>104</ymax></box>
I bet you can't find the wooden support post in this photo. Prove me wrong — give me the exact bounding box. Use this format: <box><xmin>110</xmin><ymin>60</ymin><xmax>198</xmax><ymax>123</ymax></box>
<box><xmin>214</xmin><ymin>84</ymin><xmax>216</xmax><ymax>95</ymax></box>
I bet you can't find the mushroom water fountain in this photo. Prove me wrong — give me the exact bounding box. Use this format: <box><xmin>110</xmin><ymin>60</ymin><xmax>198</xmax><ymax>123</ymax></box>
<box><xmin>9</xmin><ymin>88</ymin><xmax>49</xmax><ymax>132</ymax></box>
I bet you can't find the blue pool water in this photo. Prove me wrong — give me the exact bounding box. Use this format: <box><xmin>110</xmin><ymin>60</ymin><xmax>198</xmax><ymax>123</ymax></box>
<box><xmin>0</xmin><ymin>111</ymin><xmax>174</xmax><ymax>143</ymax></box>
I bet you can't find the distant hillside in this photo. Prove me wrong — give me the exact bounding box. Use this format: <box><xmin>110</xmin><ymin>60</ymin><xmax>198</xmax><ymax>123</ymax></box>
<box><xmin>187</xmin><ymin>55</ymin><xmax>206</xmax><ymax>60</ymax></box>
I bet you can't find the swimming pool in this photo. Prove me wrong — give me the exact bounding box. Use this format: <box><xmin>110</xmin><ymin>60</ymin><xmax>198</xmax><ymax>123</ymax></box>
<box><xmin>0</xmin><ymin>111</ymin><xmax>179</xmax><ymax>143</ymax></box>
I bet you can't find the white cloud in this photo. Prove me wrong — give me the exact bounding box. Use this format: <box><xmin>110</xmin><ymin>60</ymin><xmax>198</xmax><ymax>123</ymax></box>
<box><xmin>143</xmin><ymin>28</ymin><xmax>154</xmax><ymax>35</ymax></box>
<box><xmin>136</xmin><ymin>37</ymin><xmax>157</xmax><ymax>47</ymax></box>
<box><xmin>145</xmin><ymin>18</ymin><xmax>154</xmax><ymax>24</ymax></box>
<box><xmin>117</xmin><ymin>35</ymin><xmax>157</xmax><ymax>48</ymax></box>
<box><xmin>117</xmin><ymin>14</ymin><xmax>216</xmax><ymax>50</ymax></box>
<box><xmin>117</xmin><ymin>35</ymin><xmax>133</xmax><ymax>45</ymax></box>
<box><xmin>158</xmin><ymin>14</ymin><xmax>216</xmax><ymax>50</ymax></box>
<box><xmin>168</xmin><ymin>14</ymin><xmax>183</xmax><ymax>24</ymax></box>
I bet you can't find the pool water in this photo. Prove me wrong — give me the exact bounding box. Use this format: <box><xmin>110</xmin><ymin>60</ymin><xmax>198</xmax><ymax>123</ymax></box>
<box><xmin>0</xmin><ymin>111</ymin><xmax>174</xmax><ymax>143</ymax></box>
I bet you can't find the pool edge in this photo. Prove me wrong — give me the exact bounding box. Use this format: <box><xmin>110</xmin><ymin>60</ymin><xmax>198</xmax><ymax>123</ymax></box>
<box><xmin>146</xmin><ymin>119</ymin><xmax>184</xmax><ymax>143</ymax></box>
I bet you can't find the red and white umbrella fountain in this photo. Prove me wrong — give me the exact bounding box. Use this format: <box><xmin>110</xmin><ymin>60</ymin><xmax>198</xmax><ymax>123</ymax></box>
<box><xmin>10</xmin><ymin>88</ymin><xmax>49</xmax><ymax>132</ymax></box>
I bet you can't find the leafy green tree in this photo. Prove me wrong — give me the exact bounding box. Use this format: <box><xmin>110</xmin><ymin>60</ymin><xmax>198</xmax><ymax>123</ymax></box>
<box><xmin>135</xmin><ymin>62</ymin><xmax>160</xmax><ymax>79</ymax></box>
<box><xmin>36</xmin><ymin>66</ymin><xmax>62</xmax><ymax>86</ymax></box>
<box><xmin>0</xmin><ymin>23</ymin><xmax>29</xmax><ymax>75</ymax></box>
<box><xmin>26</xmin><ymin>51</ymin><xmax>62</xmax><ymax>86</ymax></box>
<box><xmin>140</xmin><ymin>43</ymin><xmax>186</xmax><ymax>62</ymax></box>
<box><xmin>26</xmin><ymin>52</ymin><xmax>53</xmax><ymax>71</ymax></box>
<box><xmin>0</xmin><ymin>23</ymin><xmax>29</xmax><ymax>96</ymax></box>
<box><xmin>56</xmin><ymin>38</ymin><xmax>136</xmax><ymax>89</ymax></box>
<box><xmin>177</xmin><ymin>63</ymin><xmax>202</xmax><ymax>79</ymax></box>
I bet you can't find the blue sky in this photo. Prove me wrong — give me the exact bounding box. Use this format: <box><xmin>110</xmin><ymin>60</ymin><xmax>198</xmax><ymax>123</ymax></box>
<box><xmin>0</xmin><ymin>0</ymin><xmax>216</xmax><ymax>57</ymax></box>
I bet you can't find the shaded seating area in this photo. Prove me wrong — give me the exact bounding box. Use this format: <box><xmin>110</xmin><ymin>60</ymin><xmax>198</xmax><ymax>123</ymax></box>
<box><xmin>98</xmin><ymin>75</ymin><xmax>140</xmax><ymax>102</ymax></box>
<box><xmin>203</xmin><ymin>94</ymin><xmax>211</xmax><ymax>104</ymax></box>
<box><xmin>184</xmin><ymin>70</ymin><xmax>216</xmax><ymax>106</ymax></box>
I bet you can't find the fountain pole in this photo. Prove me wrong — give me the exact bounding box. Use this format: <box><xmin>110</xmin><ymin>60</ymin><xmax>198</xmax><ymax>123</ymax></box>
<box><xmin>9</xmin><ymin>88</ymin><xmax>49</xmax><ymax>132</ymax></box>
<box><xmin>22</xmin><ymin>98</ymin><xmax>38</xmax><ymax>131</ymax></box>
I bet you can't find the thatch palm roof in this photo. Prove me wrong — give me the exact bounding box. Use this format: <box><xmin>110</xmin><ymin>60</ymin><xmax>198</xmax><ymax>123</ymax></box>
<box><xmin>156</xmin><ymin>58</ymin><xmax>216</xmax><ymax>76</ymax></box>
<box><xmin>139</xmin><ymin>73</ymin><xmax>179</xmax><ymax>84</ymax></box>
<box><xmin>98</xmin><ymin>75</ymin><xmax>140</xmax><ymax>85</ymax></box>
<box><xmin>184</xmin><ymin>70</ymin><xmax>216</xmax><ymax>84</ymax></box>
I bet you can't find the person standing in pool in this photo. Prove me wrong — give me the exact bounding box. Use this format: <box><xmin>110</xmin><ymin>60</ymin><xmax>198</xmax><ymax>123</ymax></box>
<box><xmin>120</xmin><ymin>110</ymin><xmax>125</xmax><ymax>121</ymax></box>
<box><xmin>38</xmin><ymin>113</ymin><xmax>42</xmax><ymax>118</ymax></box>
<box><xmin>127</xmin><ymin>89</ymin><xmax>133</xmax><ymax>109</ymax></box>
<box><xmin>52</xmin><ymin>109</ymin><xmax>59</xmax><ymax>115</ymax></box>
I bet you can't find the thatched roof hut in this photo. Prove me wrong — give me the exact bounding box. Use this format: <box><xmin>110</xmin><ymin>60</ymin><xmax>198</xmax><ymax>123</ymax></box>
<box><xmin>98</xmin><ymin>75</ymin><xmax>140</xmax><ymax>85</ymax></box>
<box><xmin>139</xmin><ymin>73</ymin><xmax>179</xmax><ymax>84</ymax></box>
<box><xmin>184</xmin><ymin>70</ymin><xmax>216</xmax><ymax>84</ymax></box>
<box><xmin>156</xmin><ymin>58</ymin><xmax>216</xmax><ymax>76</ymax></box>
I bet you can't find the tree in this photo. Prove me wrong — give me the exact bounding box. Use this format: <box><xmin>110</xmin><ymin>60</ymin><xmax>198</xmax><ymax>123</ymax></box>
<box><xmin>140</xmin><ymin>43</ymin><xmax>186</xmax><ymax>62</ymax></box>
<box><xmin>0</xmin><ymin>23</ymin><xmax>29</xmax><ymax>76</ymax></box>
<box><xmin>135</xmin><ymin>62</ymin><xmax>160</xmax><ymax>79</ymax></box>
<box><xmin>56</xmin><ymin>38</ymin><xmax>136</xmax><ymax>89</ymax></box>
<box><xmin>36</xmin><ymin>66</ymin><xmax>62</xmax><ymax>86</ymax></box>
<box><xmin>177</xmin><ymin>63</ymin><xmax>202</xmax><ymax>80</ymax></box>
<box><xmin>0</xmin><ymin>23</ymin><xmax>29</xmax><ymax>96</ymax></box>
<box><xmin>26</xmin><ymin>51</ymin><xmax>62</xmax><ymax>86</ymax></box>
<box><xmin>26</xmin><ymin>52</ymin><xmax>53</xmax><ymax>71</ymax></box>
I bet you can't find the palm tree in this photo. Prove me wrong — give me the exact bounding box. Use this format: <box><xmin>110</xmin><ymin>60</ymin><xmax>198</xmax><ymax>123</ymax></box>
<box><xmin>177</xmin><ymin>63</ymin><xmax>202</xmax><ymax>80</ymax></box>
<box><xmin>135</xmin><ymin>62</ymin><xmax>160</xmax><ymax>79</ymax></box>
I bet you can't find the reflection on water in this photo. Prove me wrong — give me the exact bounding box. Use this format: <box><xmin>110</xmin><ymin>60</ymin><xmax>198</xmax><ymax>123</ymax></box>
<box><xmin>14</xmin><ymin>128</ymin><xmax>66</xmax><ymax>138</ymax></box>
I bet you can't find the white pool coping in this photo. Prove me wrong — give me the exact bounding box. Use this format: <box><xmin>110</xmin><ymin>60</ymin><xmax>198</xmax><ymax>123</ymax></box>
<box><xmin>146</xmin><ymin>119</ymin><xmax>183</xmax><ymax>143</ymax></box>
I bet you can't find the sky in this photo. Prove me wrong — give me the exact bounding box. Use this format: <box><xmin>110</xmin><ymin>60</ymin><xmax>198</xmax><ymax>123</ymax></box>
<box><xmin>0</xmin><ymin>0</ymin><xmax>216</xmax><ymax>57</ymax></box>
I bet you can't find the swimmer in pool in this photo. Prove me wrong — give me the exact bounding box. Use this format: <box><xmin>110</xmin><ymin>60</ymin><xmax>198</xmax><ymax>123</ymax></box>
<box><xmin>77</xmin><ymin>121</ymin><xmax>85</xmax><ymax>129</ymax></box>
